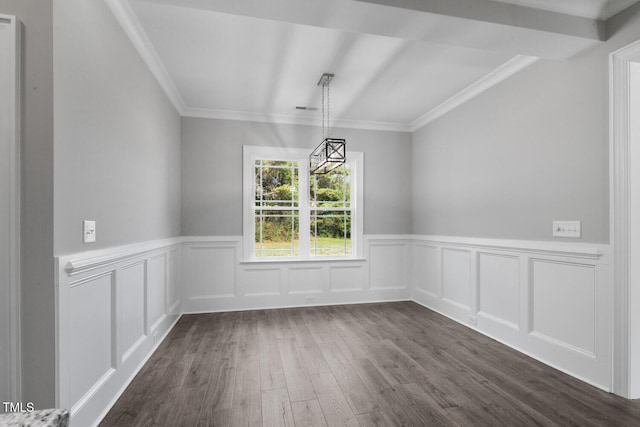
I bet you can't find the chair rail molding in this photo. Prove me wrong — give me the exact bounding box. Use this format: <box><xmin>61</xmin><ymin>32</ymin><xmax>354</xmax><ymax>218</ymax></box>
<box><xmin>0</xmin><ymin>14</ymin><xmax>21</xmax><ymax>403</ymax></box>
<box><xmin>610</xmin><ymin>37</ymin><xmax>640</xmax><ymax>399</ymax></box>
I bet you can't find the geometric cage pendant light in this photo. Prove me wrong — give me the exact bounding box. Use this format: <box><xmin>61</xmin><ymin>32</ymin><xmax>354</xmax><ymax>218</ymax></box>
<box><xmin>310</xmin><ymin>73</ymin><xmax>346</xmax><ymax>174</ymax></box>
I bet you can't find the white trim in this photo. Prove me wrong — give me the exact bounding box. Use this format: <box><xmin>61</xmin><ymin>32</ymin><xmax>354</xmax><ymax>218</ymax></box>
<box><xmin>56</xmin><ymin>241</ymin><xmax>182</xmax><ymax>426</ymax></box>
<box><xmin>181</xmin><ymin>235</ymin><xmax>242</xmax><ymax>245</ymax></box>
<box><xmin>183</xmin><ymin>107</ymin><xmax>411</xmax><ymax>133</ymax></box>
<box><xmin>62</xmin><ymin>237</ymin><xmax>182</xmax><ymax>276</ymax></box>
<box><xmin>103</xmin><ymin>1</ymin><xmax>539</xmax><ymax>134</ymax></box>
<box><xmin>412</xmin><ymin>234</ymin><xmax>605</xmax><ymax>259</ymax></box>
<box><xmin>104</xmin><ymin>0</ymin><xmax>186</xmax><ymax>114</ymax></box>
<box><xmin>54</xmin><ymin>233</ymin><xmax>620</xmax><ymax>424</ymax></box>
<box><xmin>0</xmin><ymin>14</ymin><xmax>21</xmax><ymax>402</ymax></box>
<box><xmin>410</xmin><ymin>55</ymin><xmax>539</xmax><ymax>131</ymax></box>
<box><xmin>412</xmin><ymin>234</ymin><xmax>612</xmax><ymax>392</ymax></box>
<box><xmin>104</xmin><ymin>0</ymin><xmax>409</xmax><ymax>133</ymax></box>
<box><xmin>610</xmin><ymin>37</ymin><xmax>640</xmax><ymax>398</ymax></box>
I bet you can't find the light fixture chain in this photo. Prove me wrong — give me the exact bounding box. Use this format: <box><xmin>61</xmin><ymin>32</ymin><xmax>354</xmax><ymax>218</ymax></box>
<box><xmin>321</xmin><ymin>81</ymin><xmax>326</xmax><ymax>140</ymax></box>
<box><xmin>327</xmin><ymin>79</ymin><xmax>331</xmax><ymax>138</ymax></box>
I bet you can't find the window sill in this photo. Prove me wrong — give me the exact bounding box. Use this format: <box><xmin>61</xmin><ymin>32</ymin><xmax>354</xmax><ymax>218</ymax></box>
<box><xmin>240</xmin><ymin>257</ymin><xmax>367</xmax><ymax>265</ymax></box>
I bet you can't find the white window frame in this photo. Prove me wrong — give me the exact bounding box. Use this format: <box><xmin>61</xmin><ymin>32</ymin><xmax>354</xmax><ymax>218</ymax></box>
<box><xmin>243</xmin><ymin>145</ymin><xmax>363</xmax><ymax>261</ymax></box>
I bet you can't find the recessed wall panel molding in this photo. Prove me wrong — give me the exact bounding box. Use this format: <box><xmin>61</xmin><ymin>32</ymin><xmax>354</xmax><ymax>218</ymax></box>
<box><xmin>412</xmin><ymin>235</ymin><xmax>611</xmax><ymax>392</ymax></box>
<box><xmin>530</xmin><ymin>259</ymin><xmax>597</xmax><ymax>356</ymax></box>
<box><xmin>368</xmin><ymin>237</ymin><xmax>411</xmax><ymax>290</ymax></box>
<box><xmin>412</xmin><ymin>243</ymin><xmax>440</xmax><ymax>300</ymax></box>
<box><xmin>442</xmin><ymin>248</ymin><xmax>472</xmax><ymax>310</ymax></box>
<box><xmin>329</xmin><ymin>265</ymin><xmax>365</xmax><ymax>292</ymax></box>
<box><xmin>242</xmin><ymin>267</ymin><xmax>282</xmax><ymax>297</ymax></box>
<box><xmin>147</xmin><ymin>253</ymin><xmax>167</xmax><ymax>331</ymax></box>
<box><xmin>183</xmin><ymin>235</ymin><xmax>411</xmax><ymax>312</ymax></box>
<box><xmin>56</xmin><ymin>238</ymin><xmax>182</xmax><ymax>427</ymax></box>
<box><xmin>478</xmin><ymin>252</ymin><xmax>520</xmax><ymax>330</ymax></box>
<box><xmin>167</xmin><ymin>248</ymin><xmax>181</xmax><ymax>314</ymax></box>
<box><xmin>182</xmin><ymin>242</ymin><xmax>238</xmax><ymax>298</ymax></box>
<box><xmin>288</xmin><ymin>266</ymin><xmax>324</xmax><ymax>294</ymax></box>
<box><xmin>119</xmin><ymin>261</ymin><xmax>146</xmax><ymax>363</ymax></box>
<box><xmin>67</xmin><ymin>272</ymin><xmax>115</xmax><ymax>410</ymax></box>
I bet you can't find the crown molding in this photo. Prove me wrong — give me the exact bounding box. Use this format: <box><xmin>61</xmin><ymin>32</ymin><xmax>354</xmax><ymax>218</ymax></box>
<box><xmin>105</xmin><ymin>0</ymin><xmax>186</xmax><ymax>114</ymax></box>
<box><xmin>106</xmin><ymin>0</ymin><xmax>535</xmax><ymax>134</ymax></box>
<box><xmin>182</xmin><ymin>107</ymin><xmax>411</xmax><ymax>132</ymax></box>
<box><xmin>410</xmin><ymin>55</ymin><xmax>539</xmax><ymax>132</ymax></box>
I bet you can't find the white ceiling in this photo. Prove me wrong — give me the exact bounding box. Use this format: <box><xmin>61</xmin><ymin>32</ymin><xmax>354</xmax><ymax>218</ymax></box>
<box><xmin>109</xmin><ymin>0</ymin><xmax>640</xmax><ymax>132</ymax></box>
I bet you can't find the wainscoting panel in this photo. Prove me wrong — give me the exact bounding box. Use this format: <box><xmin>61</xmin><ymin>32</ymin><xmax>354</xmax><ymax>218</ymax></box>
<box><xmin>412</xmin><ymin>243</ymin><xmax>440</xmax><ymax>299</ymax></box>
<box><xmin>119</xmin><ymin>262</ymin><xmax>146</xmax><ymax>364</ymax></box>
<box><xmin>288</xmin><ymin>266</ymin><xmax>324</xmax><ymax>294</ymax></box>
<box><xmin>56</xmin><ymin>238</ymin><xmax>182</xmax><ymax>427</ymax></box>
<box><xmin>412</xmin><ymin>235</ymin><xmax>611</xmax><ymax>392</ymax></box>
<box><xmin>530</xmin><ymin>259</ymin><xmax>597</xmax><ymax>356</ymax></box>
<box><xmin>181</xmin><ymin>236</ymin><xmax>411</xmax><ymax>313</ymax></box>
<box><xmin>369</xmin><ymin>238</ymin><xmax>410</xmax><ymax>290</ymax></box>
<box><xmin>329</xmin><ymin>265</ymin><xmax>365</xmax><ymax>292</ymax></box>
<box><xmin>478</xmin><ymin>253</ymin><xmax>520</xmax><ymax>330</ymax></box>
<box><xmin>67</xmin><ymin>273</ymin><xmax>114</xmax><ymax>409</ymax></box>
<box><xmin>184</xmin><ymin>245</ymin><xmax>236</xmax><ymax>298</ymax></box>
<box><xmin>167</xmin><ymin>248</ymin><xmax>181</xmax><ymax>315</ymax></box>
<box><xmin>242</xmin><ymin>267</ymin><xmax>281</xmax><ymax>296</ymax></box>
<box><xmin>442</xmin><ymin>248</ymin><xmax>472</xmax><ymax>311</ymax></box>
<box><xmin>56</xmin><ymin>234</ymin><xmax>614</xmax><ymax>426</ymax></box>
<box><xmin>147</xmin><ymin>254</ymin><xmax>166</xmax><ymax>332</ymax></box>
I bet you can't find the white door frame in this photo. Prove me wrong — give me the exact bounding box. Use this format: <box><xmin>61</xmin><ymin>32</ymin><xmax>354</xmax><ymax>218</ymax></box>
<box><xmin>610</xmin><ymin>38</ymin><xmax>640</xmax><ymax>398</ymax></box>
<box><xmin>0</xmin><ymin>13</ymin><xmax>21</xmax><ymax>402</ymax></box>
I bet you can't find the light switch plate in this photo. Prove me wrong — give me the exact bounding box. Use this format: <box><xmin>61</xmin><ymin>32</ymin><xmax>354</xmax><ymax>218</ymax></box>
<box><xmin>553</xmin><ymin>220</ymin><xmax>581</xmax><ymax>238</ymax></box>
<box><xmin>83</xmin><ymin>220</ymin><xmax>96</xmax><ymax>243</ymax></box>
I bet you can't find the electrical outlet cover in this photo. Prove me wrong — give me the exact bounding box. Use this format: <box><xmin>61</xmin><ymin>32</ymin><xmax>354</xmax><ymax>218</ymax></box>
<box><xmin>552</xmin><ymin>220</ymin><xmax>581</xmax><ymax>238</ymax></box>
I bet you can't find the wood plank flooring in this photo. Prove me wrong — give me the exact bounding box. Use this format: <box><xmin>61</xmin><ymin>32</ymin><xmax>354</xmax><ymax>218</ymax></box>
<box><xmin>100</xmin><ymin>302</ymin><xmax>640</xmax><ymax>426</ymax></box>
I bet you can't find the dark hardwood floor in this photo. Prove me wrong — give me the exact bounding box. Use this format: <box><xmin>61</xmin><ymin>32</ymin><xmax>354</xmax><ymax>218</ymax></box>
<box><xmin>100</xmin><ymin>302</ymin><xmax>640</xmax><ymax>426</ymax></box>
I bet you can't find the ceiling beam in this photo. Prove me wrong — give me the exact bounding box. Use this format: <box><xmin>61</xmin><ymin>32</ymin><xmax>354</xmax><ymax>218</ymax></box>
<box><xmin>141</xmin><ymin>0</ymin><xmax>604</xmax><ymax>59</ymax></box>
<box><xmin>355</xmin><ymin>0</ymin><xmax>605</xmax><ymax>41</ymax></box>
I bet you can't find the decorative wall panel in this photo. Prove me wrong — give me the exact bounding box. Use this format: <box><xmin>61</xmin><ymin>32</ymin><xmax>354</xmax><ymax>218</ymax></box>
<box><xmin>478</xmin><ymin>253</ymin><xmax>520</xmax><ymax>330</ymax></box>
<box><xmin>531</xmin><ymin>259</ymin><xmax>596</xmax><ymax>355</ymax></box>
<box><xmin>412</xmin><ymin>235</ymin><xmax>610</xmax><ymax>392</ymax></box>
<box><xmin>68</xmin><ymin>273</ymin><xmax>114</xmax><ymax>408</ymax></box>
<box><xmin>442</xmin><ymin>248</ymin><xmax>471</xmax><ymax>310</ymax></box>
<box><xmin>56</xmin><ymin>239</ymin><xmax>182</xmax><ymax>427</ymax></box>
<box><xmin>120</xmin><ymin>262</ymin><xmax>146</xmax><ymax>362</ymax></box>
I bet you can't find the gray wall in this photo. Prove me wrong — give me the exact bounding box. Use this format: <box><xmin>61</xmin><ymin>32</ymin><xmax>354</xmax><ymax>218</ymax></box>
<box><xmin>0</xmin><ymin>0</ymin><xmax>55</xmax><ymax>409</ymax></box>
<box><xmin>54</xmin><ymin>0</ymin><xmax>181</xmax><ymax>255</ymax></box>
<box><xmin>411</xmin><ymin>4</ymin><xmax>640</xmax><ymax>243</ymax></box>
<box><xmin>0</xmin><ymin>0</ymin><xmax>182</xmax><ymax>408</ymax></box>
<box><xmin>181</xmin><ymin>118</ymin><xmax>412</xmax><ymax>236</ymax></box>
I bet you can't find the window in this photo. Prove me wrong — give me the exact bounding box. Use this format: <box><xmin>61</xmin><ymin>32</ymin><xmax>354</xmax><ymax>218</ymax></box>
<box><xmin>243</xmin><ymin>146</ymin><xmax>363</xmax><ymax>260</ymax></box>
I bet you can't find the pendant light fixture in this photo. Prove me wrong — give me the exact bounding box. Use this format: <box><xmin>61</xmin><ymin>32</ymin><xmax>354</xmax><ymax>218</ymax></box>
<box><xmin>310</xmin><ymin>73</ymin><xmax>346</xmax><ymax>174</ymax></box>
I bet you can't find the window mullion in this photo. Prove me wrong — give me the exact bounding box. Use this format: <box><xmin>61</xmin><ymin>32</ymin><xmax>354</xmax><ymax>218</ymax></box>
<box><xmin>298</xmin><ymin>157</ymin><xmax>310</xmax><ymax>257</ymax></box>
